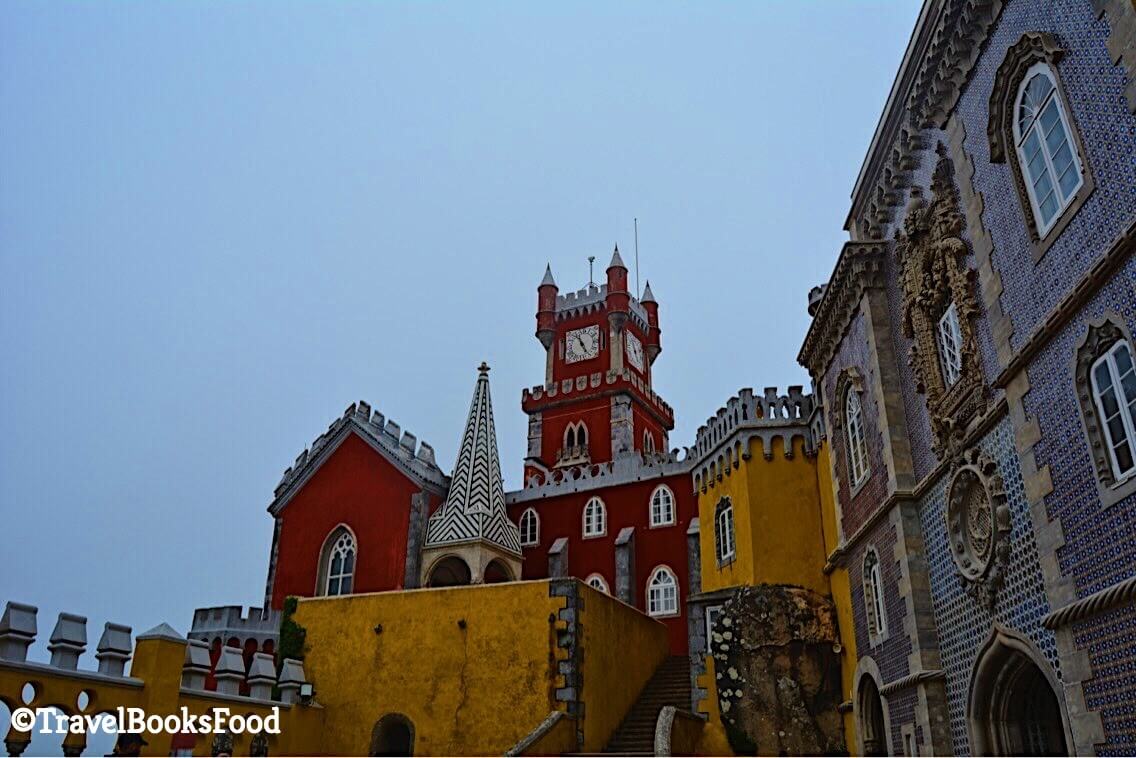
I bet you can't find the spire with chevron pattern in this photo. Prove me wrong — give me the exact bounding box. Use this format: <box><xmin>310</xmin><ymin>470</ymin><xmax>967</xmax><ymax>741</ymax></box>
<box><xmin>423</xmin><ymin>362</ymin><xmax>522</xmax><ymax>555</ymax></box>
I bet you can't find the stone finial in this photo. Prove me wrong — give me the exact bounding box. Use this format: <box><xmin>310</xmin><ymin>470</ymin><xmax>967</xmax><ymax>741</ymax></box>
<box><xmin>181</xmin><ymin>639</ymin><xmax>211</xmax><ymax>690</ymax></box>
<box><xmin>213</xmin><ymin>645</ymin><xmax>245</xmax><ymax>696</ymax></box>
<box><xmin>246</xmin><ymin>652</ymin><xmax>276</xmax><ymax>701</ymax></box>
<box><xmin>278</xmin><ymin>658</ymin><xmax>307</xmax><ymax>704</ymax></box>
<box><xmin>0</xmin><ymin>602</ymin><xmax>38</xmax><ymax>662</ymax></box>
<box><xmin>48</xmin><ymin>613</ymin><xmax>87</xmax><ymax>670</ymax></box>
<box><xmin>95</xmin><ymin>623</ymin><xmax>132</xmax><ymax>676</ymax></box>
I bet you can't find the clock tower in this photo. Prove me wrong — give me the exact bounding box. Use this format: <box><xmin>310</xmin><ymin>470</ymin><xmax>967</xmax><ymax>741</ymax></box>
<box><xmin>523</xmin><ymin>248</ymin><xmax>673</xmax><ymax>479</ymax></box>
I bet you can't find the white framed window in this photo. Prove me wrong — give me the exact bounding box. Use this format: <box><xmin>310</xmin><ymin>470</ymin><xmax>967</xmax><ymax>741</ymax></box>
<box><xmin>585</xmin><ymin>574</ymin><xmax>609</xmax><ymax>594</ymax></box>
<box><xmin>582</xmin><ymin>496</ymin><xmax>606</xmax><ymax>538</ymax></box>
<box><xmin>1090</xmin><ymin>341</ymin><xmax>1136</xmax><ymax>481</ymax></box>
<box><xmin>564</xmin><ymin>421</ymin><xmax>588</xmax><ymax>450</ymax></box>
<box><xmin>647</xmin><ymin>566</ymin><xmax>679</xmax><ymax>617</ymax></box>
<box><xmin>643</xmin><ymin>431</ymin><xmax>655</xmax><ymax>453</ymax></box>
<box><xmin>716</xmin><ymin>499</ymin><xmax>735</xmax><ymax>563</ymax></box>
<box><xmin>1013</xmin><ymin>63</ymin><xmax>1084</xmax><ymax>236</ymax></box>
<box><xmin>937</xmin><ymin>302</ymin><xmax>963</xmax><ymax>387</ymax></box>
<box><xmin>649</xmin><ymin>485</ymin><xmax>675</xmax><ymax>527</ymax></box>
<box><xmin>519</xmin><ymin>508</ymin><xmax>540</xmax><ymax>547</ymax></box>
<box><xmin>845</xmin><ymin>387</ymin><xmax>870</xmax><ymax>488</ymax></box>
<box><xmin>705</xmin><ymin>605</ymin><xmax>723</xmax><ymax>653</ymax></box>
<box><xmin>863</xmin><ymin>548</ymin><xmax>887</xmax><ymax>640</ymax></box>
<box><xmin>322</xmin><ymin>528</ymin><xmax>356</xmax><ymax>597</ymax></box>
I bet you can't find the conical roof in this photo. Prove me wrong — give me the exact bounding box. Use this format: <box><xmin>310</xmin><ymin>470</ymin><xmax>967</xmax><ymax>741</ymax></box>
<box><xmin>540</xmin><ymin>264</ymin><xmax>557</xmax><ymax>288</ymax></box>
<box><xmin>609</xmin><ymin>245</ymin><xmax>627</xmax><ymax>270</ymax></box>
<box><xmin>423</xmin><ymin>363</ymin><xmax>522</xmax><ymax>555</ymax></box>
<box><xmin>641</xmin><ymin>280</ymin><xmax>656</xmax><ymax>303</ymax></box>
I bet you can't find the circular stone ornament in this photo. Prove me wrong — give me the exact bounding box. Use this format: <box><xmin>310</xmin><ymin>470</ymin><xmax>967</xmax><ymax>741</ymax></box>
<box><xmin>946</xmin><ymin>447</ymin><xmax>1011</xmax><ymax>607</ymax></box>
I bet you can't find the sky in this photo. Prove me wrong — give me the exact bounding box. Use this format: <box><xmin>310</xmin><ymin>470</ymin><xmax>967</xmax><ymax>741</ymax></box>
<box><xmin>0</xmin><ymin>1</ymin><xmax>920</xmax><ymax>740</ymax></box>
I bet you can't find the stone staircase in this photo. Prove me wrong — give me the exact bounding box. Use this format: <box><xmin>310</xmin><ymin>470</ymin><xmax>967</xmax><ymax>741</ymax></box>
<box><xmin>602</xmin><ymin>656</ymin><xmax>691</xmax><ymax>755</ymax></box>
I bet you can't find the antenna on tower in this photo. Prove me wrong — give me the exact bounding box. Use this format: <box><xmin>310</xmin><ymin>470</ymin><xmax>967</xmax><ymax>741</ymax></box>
<box><xmin>588</xmin><ymin>256</ymin><xmax>595</xmax><ymax>286</ymax></box>
<box><xmin>634</xmin><ymin>218</ymin><xmax>640</xmax><ymax>297</ymax></box>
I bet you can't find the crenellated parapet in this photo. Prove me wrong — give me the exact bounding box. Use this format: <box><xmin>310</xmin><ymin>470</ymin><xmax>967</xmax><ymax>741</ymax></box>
<box><xmin>506</xmin><ymin>447</ymin><xmax>693</xmax><ymax>503</ymax></box>
<box><xmin>689</xmin><ymin>387</ymin><xmax>816</xmax><ymax>495</ymax></box>
<box><xmin>188</xmin><ymin>605</ymin><xmax>280</xmax><ymax>647</ymax></box>
<box><xmin>521</xmin><ymin>369</ymin><xmax>674</xmax><ymax>427</ymax></box>
<box><xmin>553</xmin><ymin>283</ymin><xmax>651</xmax><ymax>333</ymax></box>
<box><xmin>272</xmin><ymin>400</ymin><xmax>449</xmax><ymax>510</ymax></box>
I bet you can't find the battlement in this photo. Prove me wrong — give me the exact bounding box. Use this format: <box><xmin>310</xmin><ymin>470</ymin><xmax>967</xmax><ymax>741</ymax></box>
<box><xmin>521</xmin><ymin>369</ymin><xmax>674</xmax><ymax>425</ymax></box>
<box><xmin>273</xmin><ymin>400</ymin><xmax>449</xmax><ymax>506</ymax></box>
<box><xmin>554</xmin><ymin>283</ymin><xmax>651</xmax><ymax>330</ymax></box>
<box><xmin>507</xmin><ymin>448</ymin><xmax>693</xmax><ymax>503</ymax></box>
<box><xmin>0</xmin><ymin>600</ymin><xmax>308</xmax><ymax>706</ymax></box>
<box><xmin>189</xmin><ymin>605</ymin><xmax>280</xmax><ymax>644</ymax></box>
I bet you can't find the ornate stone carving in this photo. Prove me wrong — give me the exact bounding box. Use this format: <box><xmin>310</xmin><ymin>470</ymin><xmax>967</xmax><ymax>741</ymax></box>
<box><xmin>946</xmin><ymin>447</ymin><xmax>1010</xmax><ymax>608</ymax></box>
<box><xmin>896</xmin><ymin>145</ymin><xmax>987</xmax><ymax>456</ymax></box>
<box><xmin>1075</xmin><ymin>315</ymin><xmax>1136</xmax><ymax>505</ymax></box>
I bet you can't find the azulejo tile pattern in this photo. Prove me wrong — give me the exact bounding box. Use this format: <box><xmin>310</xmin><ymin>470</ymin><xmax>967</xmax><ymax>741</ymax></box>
<box><xmin>919</xmin><ymin>417</ymin><xmax>1059</xmax><ymax>753</ymax></box>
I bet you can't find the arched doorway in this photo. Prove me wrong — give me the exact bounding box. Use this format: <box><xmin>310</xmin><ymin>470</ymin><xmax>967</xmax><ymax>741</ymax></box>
<box><xmin>426</xmin><ymin>556</ymin><xmax>471</xmax><ymax>587</ymax></box>
<box><xmin>968</xmin><ymin>628</ymin><xmax>1069</xmax><ymax>755</ymax></box>
<box><xmin>370</xmin><ymin>713</ymin><xmax>414</xmax><ymax>756</ymax></box>
<box><xmin>858</xmin><ymin>675</ymin><xmax>888</xmax><ymax>756</ymax></box>
<box><xmin>483</xmin><ymin>559</ymin><xmax>513</xmax><ymax>583</ymax></box>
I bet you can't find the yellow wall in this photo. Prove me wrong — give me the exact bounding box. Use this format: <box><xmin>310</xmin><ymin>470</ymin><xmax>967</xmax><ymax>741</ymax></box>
<box><xmin>698</xmin><ymin>435</ymin><xmax>829</xmax><ymax>595</ymax></box>
<box><xmin>294</xmin><ymin>580</ymin><xmax>563</xmax><ymax>756</ymax></box>
<box><xmin>0</xmin><ymin>636</ymin><xmax>324</xmax><ymax>757</ymax></box>
<box><xmin>577</xmin><ymin>584</ymin><xmax>669</xmax><ymax>750</ymax></box>
<box><xmin>816</xmin><ymin>441</ymin><xmax>859</xmax><ymax>753</ymax></box>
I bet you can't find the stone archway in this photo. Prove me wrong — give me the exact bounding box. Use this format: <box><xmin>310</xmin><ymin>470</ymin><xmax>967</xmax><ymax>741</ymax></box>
<box><xmin>425</xmin><ymin>556</ymin><xmax>472</xmax><ymax>587</ymax></box>
<box><xmin>858</xmin><ymin>674</ymin><xmax>888</xmax><ymax>756</ymax></box>
<box><xmin>968</xmin><ymin>627</ymin><xmax>1070</xmax><ymax>756</ymax></box>
<box><xmin>483</xmin><ymin>559</ymin><xmax>513</xmax><ymax>583</ymax></box>
<box><xmin>369</xmin><ymin>713</ymin><xmax>414</xmax><ymax>756</ymax></box>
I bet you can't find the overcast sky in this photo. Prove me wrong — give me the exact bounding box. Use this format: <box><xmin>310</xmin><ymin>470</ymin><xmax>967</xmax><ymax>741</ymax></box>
<box><xmin>1</xmin><ymin>2</ymin><xmax>920</xmax><ymax>736</ymax></box>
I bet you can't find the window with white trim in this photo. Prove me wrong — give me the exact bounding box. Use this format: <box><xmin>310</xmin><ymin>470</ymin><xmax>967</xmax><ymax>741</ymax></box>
<box><xmin>322</xmin><ymin>529</ymin><xmax>355</xmax><ymax>597</ymax></box>
<box><xmin>582</xmin><ymin>496</ymin><xmax>606</xmax><ymax>537</ymax></box>
<box><xmin>1014</xmin><ymin>63</ymin><xmax>1084</xmax><ymax>236</ymax></box>
<box><xmin>647</xmin><ymin>566</ymin><xmax>679</xmax><ymax>617</ymax></box>
<box><xmin>1090</xmin><ymin>341</ymin><xmax>1136</xmax><ymax>482</ymax></box>
<box><xmin>705</xmin><ymin>605</ymin><xmax>723</xmax><ymax>653</ymax></box>
<box><xmin>649</xmin><ymin>485</ymin><xmax>675</xmax><ymax>527</ymax></box>
<box><xmin>937</xmin><ymin>302</ymin><xmax>963</xmax><ymax>387</ymax></box>
<box><xmin>845</xmin><ymin>387</ymin><xmax>870</xmax><ymax>488</ymax></box>
<box><xmin>519</xmin><ymin>508</ymin><xmax>539</xmax><ymax>547</ymax></box>
<box><xmin>585</xmin><ymin>574</ymin><xmax>609</xmax><ymax>593</ymax></box>
<box><xmin>715</xmin><ymin>498</ymin><xmax>735</xmax><ymax>564</ymax></box>
<box><xmin>863</xmin><ymin>548</ymin><xmax>887</xmax><ymax>640</ymax></box>
<box><xmin>643</xmin><ymin>431</ymin><xmax>655</xmax><ymax>453</ymax></box>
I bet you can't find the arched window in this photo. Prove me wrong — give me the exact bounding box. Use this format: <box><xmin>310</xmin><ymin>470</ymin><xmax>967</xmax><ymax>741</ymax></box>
<box><xmin>318</xmin><ymin>527</ymin><xmax>356</xmax><ymax>597</ymax></box>
<box><xmin>937</xmin><ymin>302</ymin><xmax>963</xmax><ymax>387</ymax></box>
<box><xmin>649</xmin><ymin>485</ymin><xmax>675</xmax><ymax>527</ymax></box>
<box><xmin>1090</xmin><ymin>340</ymin><xmax>1136</xmax><ymax>481</ymax></box>
<box><xmin>863</xmin><ymin>548</ymin><xmax>887</xmax><ymax>642</ymax></box>
<box><xmin>643</xmin><ymin>431</ymin><xmax>655</xmax><ymax>454</ymax></box>
<box><xmin>715</xmin><ymin>498</ymin><xmax>735</xmax><ymax>564</ymax></box>
<box><xmin>564</xmin><ymin>422</ymin><xmax>588</xmax><ymax>450</ymax></box>
<box><xmin>585</xmin><ymin>574</ymin><xmax>609</xmax><ymax>594</ymax></box>
<box><xmin>845</xmin><ymin>387</ymin><xmax>870</xmax><ymax>488</ymax></box>
<box><xmin>519</xmin><ymin>508</ymin><xmax>540</xmax><ymax>546</ymax></box>
<box><xmin>1013</xmin><ymin>63</ymin><xmax>1084</xmax><ymax>236</ymax></box>
<box><xmin>582</xmin><ymin>496</ymin><xmax>606</xmax><ymax>537</ymax></box>
<box><xmin>647</xmin><ymin>566</ymin><xmax>679</xmax><ymax>617</ymax></box>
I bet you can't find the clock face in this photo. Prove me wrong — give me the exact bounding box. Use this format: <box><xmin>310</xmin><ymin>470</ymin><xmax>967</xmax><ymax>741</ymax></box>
<box><xmin>566</xmin><ymin>325</ymin><xmax>600</xmax><ymax>363</ymax></box>
<box><xmin>625</xmin><ymin>331</ymin><xmax>645</xmax><ymax>371</ymax></box>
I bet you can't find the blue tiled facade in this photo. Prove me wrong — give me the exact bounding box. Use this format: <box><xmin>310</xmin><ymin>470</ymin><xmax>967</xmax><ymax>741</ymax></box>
<box><xmin>800</xmin><ymin>0</ymin><xmax>1136</xmax><ymax>753</ymax></box>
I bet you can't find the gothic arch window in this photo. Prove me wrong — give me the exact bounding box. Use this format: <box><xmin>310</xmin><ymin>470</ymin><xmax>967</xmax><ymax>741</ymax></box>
<box><xmin>863</xmin><ymin>547</ymin><xmax>888</xmax><ymax>644</ymax></box>
<box><xmin>857</xmin><ymin>674</ymin><xmax>888</xmax><ymax>756</ymax></box>
<box><xmin>585</xmin><ymin>574</ymin><xmax>609</xmax><ymax>593</ymax></box>
<box><xmin>519</xmin><ymin>508</ymin><xmax>540</xmax><ymax>547</ymax></box>
<box><xmin>844</xmin><ymin>385</ymin><xmax>870</xmax><ymax>489</ymax></box>
<box><xmin>316</xmin><ymin>526</ymin><xmax>356</xmax><ymax>597</ymax></box>
<box><xmin>582</xmin><ymin>496</ymin><xmax>606</xmax><ymax>538</ymax></box>
<box><xmin>646</xmin><ymin>565</ymin><xmax>679</xmax><ymax>617</ymax></box>
<box><xmin>989</xmin><ymin>32</ymin><xmax>1092</xmax><ymax>256</ymax></box>
<box><xmin>714</xmin><ymin>497</ymin><xmax>735</xmax><ymax>565</ymax></box>
<box><xmin>643</xmin><ymin>431</ymin><xmax>656</xmax><ymax>454</ymax></box>
<box><xmin>649</xmin><ymin>485</ymin><xmax>675</xmax><ymax>527</ymax></box>
<box><xmin>564</xmin><ymin>422</ymin><xmax>588</xmax><ymax>450</ymax></box>
<box><xmin>1077</xmin><ymin>315</ymin><xmax>1136</xmax><ymax>506</ymax></box>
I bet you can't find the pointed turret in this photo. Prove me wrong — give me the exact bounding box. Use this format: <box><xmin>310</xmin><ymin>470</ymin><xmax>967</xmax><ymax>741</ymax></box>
<box><xmin>536</xmin><ymin>264</ymin><xmax>558</xmax><ymax>351</ymax></box>
<box><xmin>641</xmin><ymin>280</ymin><xmax>662</xmax><ymax>364</ymax></box>
<box><xmin>608</xmin><ymin>245</ymin><xmax>627</xmax><ymax>271</ymax></box>
<box><xmin>420</xmin><ymin>363</ymin><xmax>523</xmax><ymax>586</ymax></box>
<box><xmin>540</xmin><ymin>264</ymin><xmax>557</xmax><ymax>288</ymax></box>
<box><xmin>605</xmin><ymin>244</ymin><xmax>631</xmax><ymax>340</ymax></box>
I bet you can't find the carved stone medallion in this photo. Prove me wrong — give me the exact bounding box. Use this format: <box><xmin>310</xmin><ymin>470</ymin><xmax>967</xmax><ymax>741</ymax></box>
<box><xmin>946</xmin><ymin>447</ymin><xmax>1011</xmax><ymax>608</ymax></box>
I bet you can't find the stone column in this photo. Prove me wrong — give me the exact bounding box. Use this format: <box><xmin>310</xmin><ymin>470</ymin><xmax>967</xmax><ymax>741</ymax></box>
<box><xmin>615</xmin><ymin>527</ymin><xmax>637</xmax><ymax>606</ymax></box>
